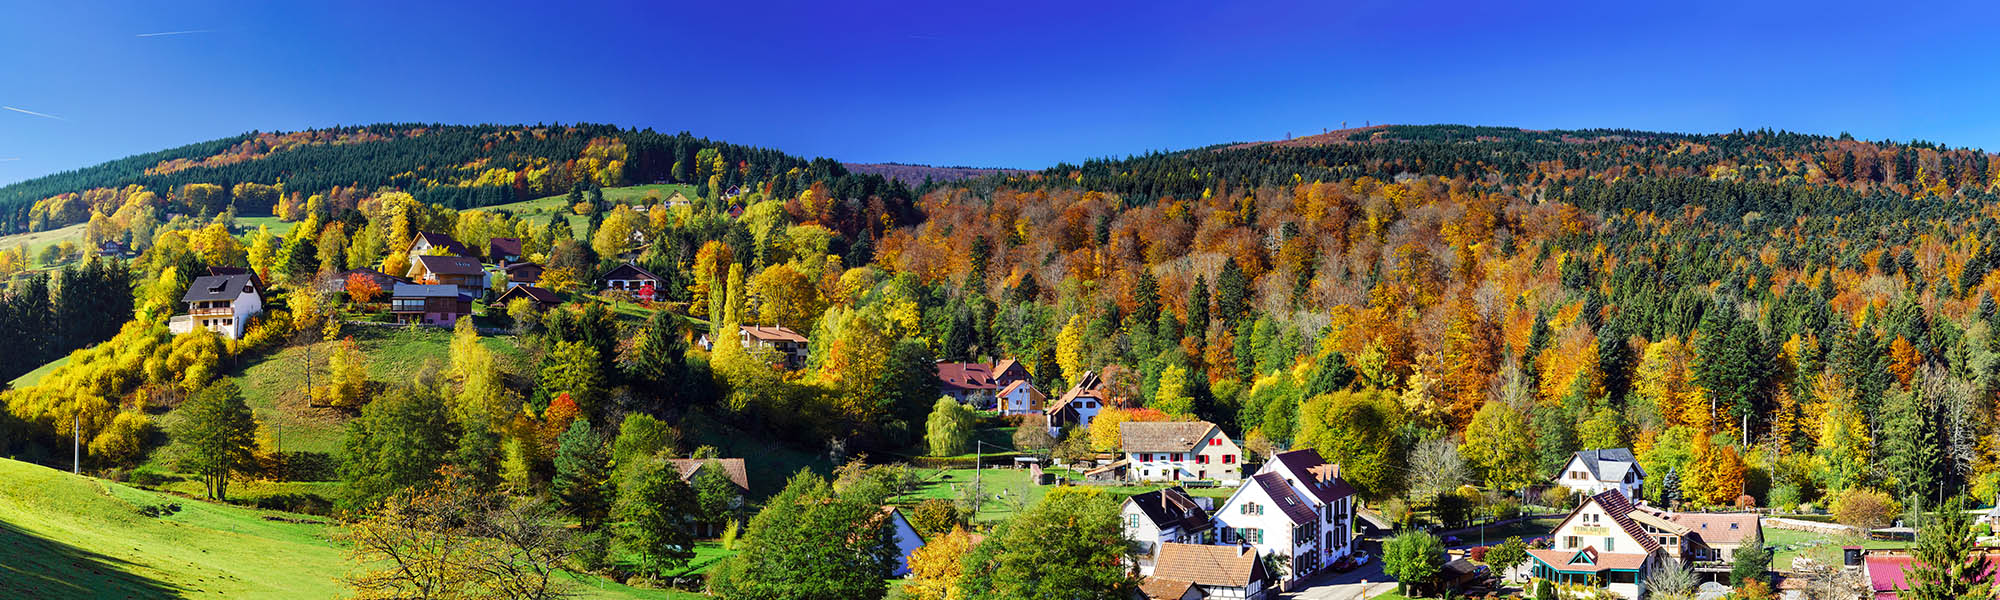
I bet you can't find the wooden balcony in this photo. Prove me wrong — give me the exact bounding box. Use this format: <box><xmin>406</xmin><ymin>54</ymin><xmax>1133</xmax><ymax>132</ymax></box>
<box><xmin>190</xmin><ymin>307</ymin><xmax>234</xmax><ymax>317</ymax></box>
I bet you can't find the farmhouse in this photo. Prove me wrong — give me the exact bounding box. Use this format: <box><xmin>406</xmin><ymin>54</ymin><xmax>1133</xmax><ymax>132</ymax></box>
<box><xmin>995</xmin><ymin>380</ymin><xmax>1046</xmax><ymax>416</ymax></box>
<box><xmin>390</xmin><ymin>283</ymin><xmax>473</xmax><ymax>326</ymax></box>
<box><xmin>1119</xmin><ymin>421</ymin><xmax>1242</xmax><ymax>483</ymax></box>
<box><xmin>1044</xmin><ymin>370</ymin><xmax>1110</xmax><ymax>437</ymax></box>
<box><xmin>1526</xmin><ymin>490</ymin><xmax>1664</xmax><ymax>600</ymax></box>
<box><xmin>1212</xmin><ymin>449</ymin><xmax>1358</xmax><ymax>587</ymax></box>
<box><xmin>1122</xmin><ymin>487</ymin><xmax>1215</xmax><ymax>574</ymax></box>
<box><xmin>1555</xmin><ymin>448</ymin><xmax>1645</xmax><ymax>499</ymax></box>
<box><xmin>936</xmin><ymin>361</ymin><xmax>999</xmax><ymax>406</ymax></box>
<box><xmin>1151</xmin><ymin>543</ymin><xmax>1271</xmax><ymax>599</ymax></box>
<box><xmin>598</xmin><ymin>263</ymin><xmax>665</xmax><ymax>300</ymax></box>
<box><xmin>171</xmin><ymin>273</ymin><xmax>265</xmax><ymax>340</ymax></box>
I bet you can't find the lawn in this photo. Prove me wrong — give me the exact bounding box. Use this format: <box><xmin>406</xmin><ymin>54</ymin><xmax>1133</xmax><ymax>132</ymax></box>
<box><xmin>8</xmin><ymin>355</ymin><xmax>70</xmax><ymax>388</ymax></box>
<box><xmin>485</xmin><ymin>184</ymin><xmax>697</xmax><ymax>237</ymax></box>
<box><xmin>907</xmin><ymin>467</ymin><xmax>1046</xmax><ymax>523</ymax></box>
<box><xmin>227</xmin><ymin>325</ymin><xmax>529</xmax><ymax>456</ymax></box>
<box><xmin>1764</xmin><ymin>526</ymin><xmax>1905</xmax><ymax>567</ymax></box>
<box><xmin>0</xmin><ymin>222</ymin><xmax>87</xmax><ymax>268</ymax></box>
<box><xmin>233</xmin><ymin>216</ymin><xmax>299</xmax><ymax>239</ymax></box>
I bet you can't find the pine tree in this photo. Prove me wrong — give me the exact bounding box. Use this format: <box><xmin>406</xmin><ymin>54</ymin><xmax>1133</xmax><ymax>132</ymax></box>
<box><xmin>1188</xmin><ymin>275</ymin><xmax>1210</xmax><ymax>340</ymax></box>
<box><xmin>1215</xmin><ymin>258</ymin><xmax>1250</xmax><ymax>326</ymax></box>
<box><xmin>1904</xmin><ymin>497</ymin><xmax>1991</xmax><ymax>600</ymax></box>
<box><xmin>553</xmin><ymin>419</ymin><xmax>611</xmax><ymax>530</ymax></box>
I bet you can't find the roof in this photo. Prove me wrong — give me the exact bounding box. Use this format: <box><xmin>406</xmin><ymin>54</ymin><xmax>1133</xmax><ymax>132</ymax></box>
<box><xmin>416</xmin><ymin>255</ymin><xmax>486</xmax><ymax>276</ymax></box>
<box><xmin>997</xmin><ymin>380</ymin><xmax>1046</xmax><ymax>409</ymax></box>
<box><xmin>182</xmin><ymin>274</ymin><xmax>259</xmax><ymax>302</ymax></box>
<box><xmin>413</xmin><ymin>231</ymin><xmax>470</xmax><ymax>256</ymax></box>
<box><xmin>1271</xmin><ymin>449</ymin><xmax>1359</xmax><ymax>504</ymax></box>
<box><xmin>600</xmin><ymin>262</ymin><xmax>663</xmax><ymax>282</ymax></box>
<box><xmin>496</xmin><ymin>285</ymin><xmax>562</xmax><ymax>305</ymax></box>
<box><xmin>937</xmin><ymin>362</ymin><xmax>998</xmax><ymax>392</ymax></box>
<box><xmin>1121</xmin><ymin>421</ymin><xmax>1219</xmax><ymax>453</ymax></box>
<box><xmin>1669</xmin><ymin>512</ymin><xmax>1761</xmax><ymax>547</ymax></box>
<box><xmin>1046</xmin><ymin>370</ymin><xmax>1107</xmax><ymax>415</ymax></box>
<box><xmin>1152</xmin><ymin>543</ymin><xmax>1266</xmax><ymax>588</ymax></box>
<box><xmin>1566</xmin><ymin>448</ymin><xmax>1643</xmax><ymax>482</ymax></box>
<box><xmin>1126</xmin><ymin>487</ymin><xmax>1212</xmax><ymax>533</ymax></box>
<box><xmin>488</xmin><ymin>237</ymin><xmax>522</xmax><ymax>258</ymax></box>
<box><xmin>1252</xmin><ymin>472</ymin><xmax>1318</xmax><ymax>526</ymax></box>
<box><xmin>1528</xmin><ymin>547</ymin><xmax>1651</xmax><ymax>572</ymax></box>
<box><xmin>1560</xmin><ymin>490</ymin><xmax>1663</xmax><ymax>554</ymax></box>
<box><xmin>1139</xmin><ymin>578</ymin><xmax>1196</xmax><ymax>600</ymax></box>
<box><xmin>392</xmin><ymin>283</ymin><xmax>462</xmax><ymax>298</ymax></box>
<box><xmin>740</xmin><ymin>325</ymin><xmax>807</xmax><ymax>344</ymax></box>
<box><xmin>667</xmin><ymin>458</ymin><xmax>749</xmax><ymax>491</ymax></box>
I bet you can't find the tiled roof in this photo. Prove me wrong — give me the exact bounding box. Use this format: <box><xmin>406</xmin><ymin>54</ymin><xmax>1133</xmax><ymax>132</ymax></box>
<box><xmin>1046</xmin><ymin>370</ymin><xmax>1106</xmax><ymax>415</ymax></box>
<box><xmin>416</xmin><ymin>254</ymin><xmax>486</xmax><ymax>276</ymax></box>
<box><xmin>1152</xmin><ymin>543</ymin><xmax>1265</xmax><ymax>588</ymax></box>
<box><xmin>1585</xmin><ymin>490</ymin><xmax>1663</xmax><ymax>553</ymax></box>
<box><xmin>1127</xmin><ymin>487</ymin><xmax>1212</xmax><ymax>533</ymax></box>
<box><xmin>937</xmin><ymin>362</ymin><xmax>997</xmax><ymax>391</ymax></box>
<box><xmin>740</xmin><ymin>325</ymin><xmax>807</xmax><ymax>343</ymax></box>
<box><xmin>497</xmin><ymin>285</ymin><xmax>562</xmax><ymax>304</ymax></box>
<box><xmin>182</xmin><ymin>274</ymin><xmax>258</xmax><ymax>302</ymax></box>
<box><xmin>1272</xmin><ymin>449</ymin><xmax>1359</xmax><ymax>504</ymax></box>
<box><xmin>1670</xmin><ymin>512</ymin><xmax>1762</xmax><ymax>547</ymax></box>
<box><xmin>393</xmin><ymin>283</ymin><xmax>462</xmax><ymax>298</ymax></box>
<box><xmin>488</xmin><ymin>237</ymin><xmax>522</xmax><ymax>258</ymax></box>
<box><xmin>668</xmin><ymin>458</ymin><xmax>749</xmax><ymax>491</ymax></box>
<box><xmin>1253</xmin><ymin>472</ymin><xmax>1317</xmax><ymax>526</ymax></box>
<box><xmin>1528</xmin><ymin>547</ymin><xmax>1651</xmax><ymax>572</ymax></box>
<box><xmin>1139</xmin><ymin>577</ymin><xmax>1195</xmax><ymax>600</ymax></box>
<box><xmin>414</xmin><ymin>231</ymin><xmax>470</xmax><ymax>256</ymax></box>
<box><xmin>1120</xmin><ymin>421</ymin><xmax>1219</xmax><ymax>453</ymax></box>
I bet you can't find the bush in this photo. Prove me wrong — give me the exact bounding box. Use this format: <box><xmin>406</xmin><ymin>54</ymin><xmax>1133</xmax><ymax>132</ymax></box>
<box><xmin>1539</xmin><ymin>486</ymin><xmax>1573</xmax><ymax>510</ymax></box>
<box><xmin>250</xmin><ymin>493</ymin><xmax>334</xmax><ymax>516</ymax></box>
<box><xmin>1831</xmin><ymin>488</ymin><xmax>1898</xmax><ymax>531</ymax></box>
<box><xmin>126</xmin><ymin>466</ymin><xmax>182</xmax><ymax>487</ymax></box>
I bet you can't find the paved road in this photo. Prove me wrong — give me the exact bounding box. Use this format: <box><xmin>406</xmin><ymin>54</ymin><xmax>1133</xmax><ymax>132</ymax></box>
<box><xmin>1278</xmin><ymin>561</ymin><xmax>1392</xmax><ymax>600</ymax></box>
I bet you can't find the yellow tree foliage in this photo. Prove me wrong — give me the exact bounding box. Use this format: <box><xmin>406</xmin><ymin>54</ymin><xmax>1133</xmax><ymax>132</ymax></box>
<box><xmin>1055</xmin><ymin>314</ymin><xmax>1088</xmax><ymax>385</ymax></box>
<box><xmin>904</xmin><ymin>527</ymin><xmax>976</xmax><ymax>600</ymax></box>
<box><xmin>193</xmin><ymin>222</ymin><xmax>246</xmax><ymax>267</ymax></box>
<box><xmin>1437</xmin><ymin>301</ymin><xmax>1498</xmax><ymax>427</ymax></box>
<box><xmin>1535</xmin><ymin>327</ymin><xmax>1601</xmax><ymax>404</ymax></box>
<box><xmin>1683</xmin><ymin>440</ymin><xmax>1746</xmax><ymax>506</ymax></box>
<box><xmin>1887</xmin><ymin>336</ymin><xmax>1921</xmax><ymax>386</ymax></box>
<box><xmin>1632</xmin><ymin>336</ymin><xmax>1704</xmax><ymax>430</ymax></box>
<box><xmin>1087</xmin><ymin>407</ymin><xmax>1168</xmax><ymax>453</ymax></box>
<box><xmin>749</xmin><ymin>263</ymin><xmax>825</xmax><ymax>332</ymax></box>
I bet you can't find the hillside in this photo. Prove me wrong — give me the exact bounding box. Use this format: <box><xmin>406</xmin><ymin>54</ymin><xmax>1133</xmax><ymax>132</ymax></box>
<box><xmin>841</xmin><ymin>162</ymin><xmax>1028</xmax><ymax>184</ymax></box>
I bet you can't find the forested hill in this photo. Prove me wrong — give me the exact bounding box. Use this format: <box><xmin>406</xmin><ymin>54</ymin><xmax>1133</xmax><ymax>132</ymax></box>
<box><xmin>0</xmin><ymin>123</ymin><xmax>916</xmax><ymax>237</ymax></box>
<box><xmin>841</xmin><ymin>163</ymin><xmax>1029</xmax><ymax>185</ymax></box>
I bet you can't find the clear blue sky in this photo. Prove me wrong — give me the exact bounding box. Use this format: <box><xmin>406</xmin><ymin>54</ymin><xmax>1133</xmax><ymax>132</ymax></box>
<box><xmin>4</xmin><ymin>0</ymin><xmax>2000</xmax><ymax>186</ymax></box>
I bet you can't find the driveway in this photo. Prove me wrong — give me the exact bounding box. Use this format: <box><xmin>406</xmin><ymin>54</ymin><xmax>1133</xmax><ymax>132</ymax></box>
<box><xmin>1278</xmin><ymin>561</ymin><xmax>1392</xmax><ymax>600</ymax></box>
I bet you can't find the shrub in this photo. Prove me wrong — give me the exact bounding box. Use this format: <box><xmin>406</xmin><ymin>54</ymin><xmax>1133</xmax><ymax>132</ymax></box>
<box><xmin>1831</xmin><ymin>488</ymin><xmax>1898</xmax><ymax>531</ymax></box>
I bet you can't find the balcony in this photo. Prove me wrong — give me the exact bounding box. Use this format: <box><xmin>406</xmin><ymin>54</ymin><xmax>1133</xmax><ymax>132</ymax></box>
<box><xmin>190</xmin><ymin>306</ymin><xmax>234</xmax><ymax>317</ymax></box>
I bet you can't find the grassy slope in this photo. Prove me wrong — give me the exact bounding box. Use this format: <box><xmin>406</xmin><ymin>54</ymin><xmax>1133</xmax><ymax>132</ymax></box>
<box><xmin>230</xmin><ymin>326</ymin><xmax>528</xmax><ymax>456</ymax></box>
<box><xmin>8</xmin><ymin>355</ymin><xmax>70</xmax><ymax>388</ymax></box>
<box><xmin>233</xmin><ymin>216</ymin><xmax>298</xmax><ymax>240</ymax></box>
<box><xmin>0</xmin><ymin>223</ymin><xmax>88</xmax><ymax>268</ymax></box>
<box><xmin>483</xmin><ymin>184</ymin><xmax>696</xmax><ymax>237</ymax></box>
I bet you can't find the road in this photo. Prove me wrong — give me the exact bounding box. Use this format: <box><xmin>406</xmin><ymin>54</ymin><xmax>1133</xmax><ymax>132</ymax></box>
<box><xmin>1279</xmin><ymin>560</ymin><xmax>1392</xmax><ymax>600</ymax></box>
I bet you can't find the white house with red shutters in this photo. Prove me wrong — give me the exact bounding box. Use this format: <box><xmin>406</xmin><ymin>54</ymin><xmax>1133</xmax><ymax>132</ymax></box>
<box><xmin>1211</xmin><ymin>449</ymin><xmax>1359</xmax><ymax>588</ymax></box>
<box><xmin>1119</xmin><ymin>421</ymin><xmax>1243</xmax><ymax>483</ymax></box>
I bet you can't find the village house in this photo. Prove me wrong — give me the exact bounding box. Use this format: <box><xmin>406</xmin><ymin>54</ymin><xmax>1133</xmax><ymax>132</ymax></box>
<box><xmin>1150</xmin><ymin>543</ymin><xmax>1271</xmax><ymax>600</ymax></box>
<box><xmin>321</xmin><ymin>267</ymin><xmax>406</xmax><ymax>295</ymax></box>
<box><xmin>410</xmin><ymin>231</ymin><xmax>471</xmax><ymax>257</ymax></box>
<box><xmin>1633</xmin><ymin>504</ymin><xmax>1763</xmax><ymax>565</ymax></box>
<box><xmin>1120</xmin><ymin>421</ymin><xmax>1243</xmax><ymax>483</ymax></box>
<box><xmin>989</xmin><ymin>358</ymin><xmax>1030</xmax><ymax>389</ymax></box>
<box><xmin>879</xmin><ymin>506</ymin><xmax>925</xmax><ymax>577</ymax></box>
<box><xmin>1526</xmin><ymin>490</ymin><xmax>1665</xmax><ymax>600</ymax></box>
<box><xmin>995</xmin><ymin>380</ymin><xmax>1046</xmax><ymax>416</ymax></box>
<box><xmin>598</xmin><ymin>262</ymin><xmax>665</xmax><ymax>300</ymax></box>
<box><xmin>494</xmin><ymin>285</ymin><xmax>562</xmax><ymax>311</ymax></box>
<box><xmin>1044</xmin><ymin>370</ymin><xmax>1110</xmax><ymax>438</ymax></box>
<box><xmin>667</xmin><ymin>458</ymin><xmax>748</xmax><ymax>536</ymax></box>
<box><xmin>1555</xmin><ymin>448</ymin><xmax>1646</xmax><ymax>499</ymax></box>
<box><xmin>96</xmin><ymin>239</ymin><xmax>133</xmax><ymax>258</ymax></box>
<box><xmin>1139</xmin><ymin>578</ymin><xmax>1203</xmax><ymax>600</ymax></box>
<box><xmin>936</xmin><ymin>361</ymin><xmax>999</xmax><ymax>406</ymax></box>
<box><xmin>486</xmin><ymin>237</ymin><xmax>523</xmax><ymax>265</ymax></box>
<box><xmin>1212</xmin><ymin>449</ymin><xmax>1359</xmax><ymax>588</ymax></box>
<box><xmin>700</xmin><ymin>325</ymin><xmax>811</xmax><ymax>369</ymax></box>
<box><xmin>1122</xmin><ymin>487</ymin><xmax>1215</xmax><ymax>574</ymax></box>
<box><xmin>503</xmin><ymin>262</ymin><xmax>544</xmax><ymax>289</ymax></box>
<box><xmin>410</xmin><ymin>255</ymin><xmax>490</xmax><ymax>293</ymax></box>
<box><xmin>171</xmin><ymin>273</ymin><xmax>264</xmax><ymax>339</ymax></box>
<box><xmin>390</xmin><ymin>283</ymin><xmax>473</xmax><ymax>326</ymax></box>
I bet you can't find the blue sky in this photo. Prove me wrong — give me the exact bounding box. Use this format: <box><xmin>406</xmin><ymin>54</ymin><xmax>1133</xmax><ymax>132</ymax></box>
<box><xmin>3</xmin><ymin>1</ymin><xmax>2000</xmax><ymax>186</ymax></box>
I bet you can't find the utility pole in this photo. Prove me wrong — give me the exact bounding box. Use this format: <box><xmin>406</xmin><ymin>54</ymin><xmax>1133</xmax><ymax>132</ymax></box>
<box><xmin>72</xmin><ymin>413</ymin><xmax>79</xmax><ymax>474</ymax></box>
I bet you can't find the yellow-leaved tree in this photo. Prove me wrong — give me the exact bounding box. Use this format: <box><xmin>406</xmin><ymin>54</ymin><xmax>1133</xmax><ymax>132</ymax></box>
<box><xmin>1055</xmin><ymin>314</ymin><xmax>1088</xmax><ymax>385</ymax></box>
<box><xmin>905</xmin><ymin>527</ymin><xmax>977</xmax><ymax>600</ymax></box>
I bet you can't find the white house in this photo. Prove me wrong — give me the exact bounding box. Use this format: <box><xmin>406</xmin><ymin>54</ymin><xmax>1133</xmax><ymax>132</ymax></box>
<box><xmin>171</xmin><ymin>273</ymin><xmax>264</xmax><ymax>339</ymax></box>
<box><xmin>995</xmin><ymin>380</ymin><xmax>1046</xmax><ymax>416</ymax></box>
<box><xmin>1045</xmin><ymin>370</ymin><xmax>1109</xmax><ymax>437</ymax></box>
<box><xmin>880</xmin><ymin>506</ymin><xmax>924</xmax><ymax>577</ymax></box>
<box><xmin>1556</xmin><ymin>448</ymin><xmax>1646</xmax><ymax>499</ymax></box>
<box><xmin>1526</xmin><ymin>490</ymin><xmax>1665</xmax><ymax>600</ymax></box>
<box><xmin>1120</xmin><ymin>421</ymin><xmax>1243</xmax><ymax>483</ymax></box>
<box><xmin>408</xmin><ymin>231</ymin><xmax>471</xmax><ymax>273</ymax></box>
<box><xmin>1152</xmin><ymin>543</ymin><xmax>1271</xmax><ymax>599</ymax></box>
<box><xmin>1122</xmin><ymin>487</ymin><xmax>1215</xmax><ymax>575</ymax></box>
<box><xmin>1212</xmin><ymin>449</ymin><xmax>1358</xmax><ymax>588</ymax></box>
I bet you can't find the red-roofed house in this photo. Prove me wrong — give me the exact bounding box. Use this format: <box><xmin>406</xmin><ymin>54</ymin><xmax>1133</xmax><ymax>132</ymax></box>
<box><xmin>936</xmin><ymin>361</ymin><xmax>999</xmax><ymax>407</ymax></box>
<box><xmin>1865</xmin><ymin>551</ymin><xmax>2000</xmax><ymax>600</ymax></box>
<box><xmin>1212</xmin><ymin>448</ymin><xmax>1358</xmax><ymax>588</ymax></box>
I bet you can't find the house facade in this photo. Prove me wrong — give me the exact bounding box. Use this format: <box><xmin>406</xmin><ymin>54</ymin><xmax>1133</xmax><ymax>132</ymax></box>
<box><xmin>1123</xmin><ymin>487</ymin><xmax>1215</xmax><ymax>574</ymax></box>
<box><xmin>1152</xmin><ymin>543</ymin><xmax>1270</xmax><ymax>600</ymax></box>
<box><xmin>1556</xmin><ymin>448</ymin><xmax>1645</xmax><ymax>499</ymax></box>
<box><xmin>1045</xmin><ymin>370</ymin><xmax>1109</xmax><ymax>437</ymax></box>
<box><xmin>995</xmin><ymin>380</ymin><xmax>1045</xmax><ymax>416</ymax></box>
<box><xmin>173</xmin><ymin>274</ymin><xmax>264</xmax><ymax>339</ymax></box>
<box><xmin>487</xmin><ymin>237</ymin><xmax>523</xmax><ymax>265</ymax></box>
<box><xmin>881</xmin><ymin>506</ymin><xmax>925</xmax><ymax>577</ymax></box>
<box><xmin>990</xmin><ymin>358</ymin><xmax>1030</xmax><ymax>390</ymax></box>
<box><xmin>1212</xmin><ymin>449</ymin><xmax>1358</xmax><ymax>588</ymax></box>
<box><xmin>411</xmin><ymin>255</ymin><xmax>490</xmax><ymax>293</ymax></box>
<box><xmin>1526</xmin><ymin>491</ymin><xmax>1664</xmax><ymax>600</ymax></box>
<box><xmin>503</xmin><ymin>262</ymin><xmax>544</xmax><ymax>289</ymax></box>
<box><xmin>936</xmin><ymin>361</ymin><xmax>999</xmax><ymax>406</ymax></box>
<box><xmin>408</xmin><ymin>231</ymin><xmax>471</xmax><ymax>272</ymax></box>
<box><xmin>495</xmin><ymin>285</ymin><xmax>562</xmax><ymax>310</ymax></box>
<box><xmin>1120</xmin><ymin>421</ymin><xmax>1243</xmax><ymax>482</ymax></box>
<box><xmin>599</xmin><ymin>263</ymin><xmax>665</xmax><ymax>299</ymax></box>
<box><xmin>390</xmin><ymin>283</ymin><xmax>473</xmax><ymax>326</ymax></box>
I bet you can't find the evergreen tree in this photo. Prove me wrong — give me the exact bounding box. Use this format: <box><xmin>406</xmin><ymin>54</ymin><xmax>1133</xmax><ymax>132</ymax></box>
<box><xmin>1215</xmin><ymin>259</ymin><xmax>1250</xmax><ymax>326</ymax></box>
<box><xmin>553</xmin><ymin>419</ymin><xmax>612</xmax><ymax>530</ymax></box>
<box><xmin>1188</xmin><ymin>275</ymin><xmax>1211</xmax><ymax>339</ymax></box>
<box><xmin>1904</xmin><ymin>497</ymin><xmax>1992</xmax><ymax>600</ymax></box>
<box><xmin>1879</xmin><ymin>387</ymin><xmax>1941</xmax><ymax>502</ymax></box>
<box><xmin>706</xmin><ymin>470</ymin><xmax>896</xmax><ymax>599</ymax></box>
<box><xmin>1730</xmin><ymin>527</ymin><xmax>1770</xmax><ymax>586</ymax></box>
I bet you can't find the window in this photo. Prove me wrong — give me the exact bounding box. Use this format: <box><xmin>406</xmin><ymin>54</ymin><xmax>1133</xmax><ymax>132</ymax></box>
<box><xmin>1564</xmin><ymin>535</ymin><xmax>1580</xmax><ymax>549</ymax></box>
<box><xmin>1242</xmin><ymin>502</ymin><xmax>1263</xmax><ymax>515</ymax></box>
<box><xmin>1127</xmin><ymin>514</ymin><xmax>1139</xmax><ymax>528</ymax></box>
<box><xmin>1241</xmin><ymin>528</ymin><xmax>1262</xmax><ymax>544</ymax></box>
<box><xmin>1197</xmin><ymin>454</ymin><xmax>1210</xmax><ymax>464</ymax></box>
<box><xmin>1223</xmin><ymin>455</ymin><xmax>1236</xmax><ymax>464</ymax></box>
<box><xmin>1605</xmin><ymin>537</ymin><xmax>1614</xmax><ymax>551</ymax></box>
<box><xmin>1209</xmin><ymin>438</ymin><xmax>1221</xmax><ymax>446</ymax></box>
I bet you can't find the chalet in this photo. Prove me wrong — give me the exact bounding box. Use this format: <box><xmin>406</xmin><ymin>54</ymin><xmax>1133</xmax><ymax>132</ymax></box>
<box><xmin>390</xmin><ymin>283</ymin><xmax>473</xmax><ymax>326</ymax></box>
<box><xmin>936</xmin><ymin>361</ymin><xmax>999</xmax><ymax>406</ymax></box>
<box><xmin>1556</xmin><ymin>448</ymin><xmax>1645</xmax><ymax>499</ymax></box>
<box><xmin>1044</xmin><ymin>370</ymin><xmax>1110</xmax><ymax>437</ymax></box>
<box><xmin>411</xmin><ymin>255</ymin><xmax>490</xmax><ymax>293</ymax></box>
<box><xmin>880</xmin><ymin>506</ymin><xmax>925</xmax><ymax>577</ymax></box>
<box><xmin>1123</xmin><ymin>487</ymin><xmax>1215</xmax><ymax>574</ymax></box>
<box><xmin>1151</xmin><ymin>543</ymin><xmax>1271</xmax><ymax>600</ymax></box>
<box><xmin>503</xmin><ymin>262</ymin><xmax>544</xmax><ymax>289</ymax></box>
<box><xmin>1120</xmin><ymin>421</ymin><xmax>1243</xmax><ymax>483</ymax></box>
<box><xmin>410</xmin><ymin>231</ymin><xmax>470</xmax><ymax>257</ymax></box>
<box><xmin>495</xmin><ymin>285</ymin><xmax>562</xmax><ymax>310</ymax></box>
<box><xmin>320</xmin><ymin>267</ymin><xmax>406</xmax><ymax>295</ymax></box>
<box><xmin>1526</xmin><ymin>490</ymin><xmax>1665</xmax><ymax>600</ymax></box>
<box><xmin>990</xmin><ymin>358</ymin><xmax>1030</xmax><ymax>390</ymax></box>
<box><xmin>995</xmin><ymin>380</ymin><xmax>1046</xmax><ymax>416</ymax></box>
<box><xmin>741</xmin><ymin>325</ymin><xmax>809</xmax><ymax>369</ymax></box>
<box><xmin>599</xmin><ymin>263</ymin><xmax>665</xmax><ymax>300</ymax></box>
<box><xmin>172</xmin><ymin>273</ymin><xmax>264</xmax><ymax>339</ymax></box>
<box><xmin>1213</xmin><ymin>449</ymin><xmax>1359</xmax><ymax>588</ymax></box>
<box><xmin>487</xmin><ymin>237</ymin><xmax>523</xmax><ymax>265</ymax></box>
<box><xmin>96</xmin><ymin>239</ymin><xmax>132</xmax><ymax>258</ymax></box>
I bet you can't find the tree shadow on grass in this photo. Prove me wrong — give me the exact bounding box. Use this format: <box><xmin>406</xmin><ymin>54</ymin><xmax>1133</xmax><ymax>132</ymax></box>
<box><xmin>0</xmin><ymin>518</ymin><xmax>186</xmax><ymax>598</ymax></box>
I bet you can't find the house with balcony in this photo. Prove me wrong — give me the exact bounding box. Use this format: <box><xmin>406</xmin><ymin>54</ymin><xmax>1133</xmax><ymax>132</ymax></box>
<box><xmin>1120</xmin><ymin>421</ymin><xmax>1243</xmax><ymax>483</ymax></box>
<box><xmin>172</xmin><ymin>273</ymin><xmax>264</xmax><ymax>339</ymax></box>
<box><xmin>599</xmin><ymin>262</ymin><xmax>665</xmax><ymax>300</ymax></box>
<box><xmin>390</xmin><ymin>283</ymin><xmax>473</xmax><ymax>326</ymax></box>
<box><xmin>411</xmin><ymin>255</ymin><xmax>490</xmax><ymax>294</ymax></box>
<box><xmin>1123</xmin><ymin>487</ymin><xmax>1215</xmax><ymax>575</ymax></box>
<box><xmin>1555</xmin><ymin>448</ymin><xmax>1645</xmax><ymax>500</ymax></box>
<box><xmin>1527</xmin><ymin>490</ymin><xmax>1666</xmax><ymax>600</ymax></box>
<box><xmin>1212</xmin><ymin>449</ymin><xmax>1359</xmax><ymax>588</ymax></box>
